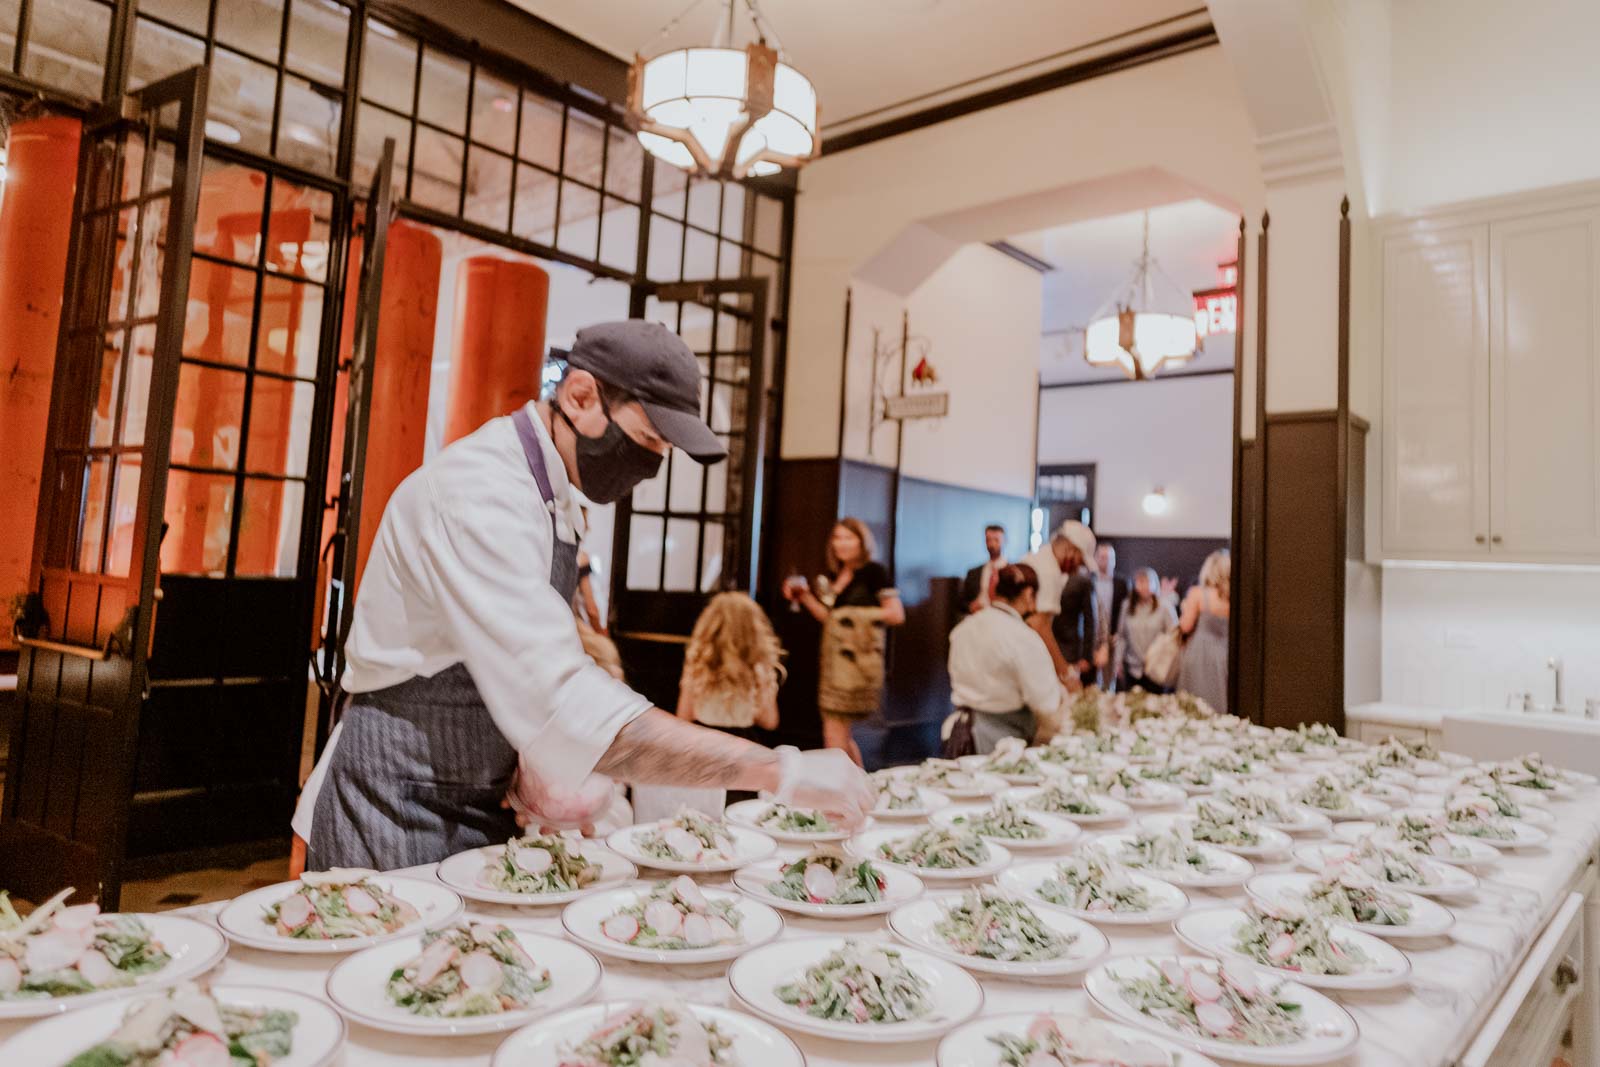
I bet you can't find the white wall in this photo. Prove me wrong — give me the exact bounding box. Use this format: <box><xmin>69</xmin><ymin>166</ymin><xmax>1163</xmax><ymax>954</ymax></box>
<box><xmin>1037</xmin><ymin>373</ymin><xmax>1234</xmax><ymax>538</ymax></box>
<box><xmin>1381</xmin><ymin>565</ymin><xmax>1600</xmax><ymax>713</ymax></box>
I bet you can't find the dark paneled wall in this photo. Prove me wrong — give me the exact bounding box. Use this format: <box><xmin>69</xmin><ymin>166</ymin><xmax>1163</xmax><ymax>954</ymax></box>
<box><xmin>1233</xmin><ymin>439</ymin><xmax>1263</xmax><ymax>721</ymax></box>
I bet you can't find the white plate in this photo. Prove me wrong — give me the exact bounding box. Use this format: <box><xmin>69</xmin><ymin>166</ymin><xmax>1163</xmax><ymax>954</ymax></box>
<box><xmin>324</xmin><ymin>926</ymin><xmax>601</xmax><ymax>1036</ymax></box>
<box><xmin>1410</xmin><ymin>793</ymin><xmax>1557</xmax><ymax>827</ymax></box>
<box><xmin>998</xmin><ymin>860</ymin><xmax>1189</xmax><ymax>926</ymax></box>
<box><xmin>924</xmin><ymin>772</ymin><xmax>1009</xmax><ymax>799</ymax></box>
<box><xmin>1292</xmin><ymin>844</ymin><xmax>1480</xmax><ymax>897</ymax></box>
<box><xmin>1258</xmin><ymin>806</ymin><xmax>1334</xmax><ymax>835</ymax></box>
<box><xmin>999</xmin><ymin>786</ymin><xmax>1133</xmax><ymax>825</ymax></box>
<box><xmin>1096</xmin><ymin>780</ymin><xmax>1188</xmax><ymax>809</ymax></box>
<box><xmin>873</xmin><ymin>787</ymin><xmax>952</xmax><ymax>819</ymax></box>
<box><xmin>849</xmin><ymin>827</ymin><xmax>1013</xmax><ymax>881</ymax></box>
<box><xmin>725</xmin><ymin>799</ymin><xmax>856</xmax><ymax>843</ymax></box>
<box><xmin>888</xmin><ymin>892</ymin><xmax>1110</xmax><ymax>978</ymax></box>
<box><xmin>1085</xmin><ymin>955</ymin><xmax>1360</xmax><ymax>1065</ymax></box>
<box><xmin>733</xmin><ymin>857</ymin><xmax>924</xmax><ymax>918</ymax></box>
<box><xmin>1174</xmin><ymin>906</ymin><xmax>1412</xmax><ymax>990</ymax></box>
<box><xmin>217</xmin><ymin>876</ymin><xmax>463</xmax><ymax>955</ymax></box>
<box><xmin>931</xmin><ymin>806</ymin><xmax>1082</xmax><ymax>851</ymax></box>
<box><xmin>0</xmin><ymin>984</ymin><xmax>344</xmax><ymax>1065</ymax></box>
<box><xmin>606</xmin><ymin>820</ymin><xmax>777</xmax><ymax>873</ymax></box>
<box><xmin>1137</xmin><ymin>813</ymin><xmax>1293</xmax><ymax>858</ymax></box>
<box><xmin>0</xmin><ymin>913</ymin><xmax>228</xmax><ymax>1020</ymax></box>
<box><xmin>936</xmin><ymin>1011</ymin><xmax>1223</xmax><ymax>1067</ymax></box>
<box><xmin>1299</xmin><ymin>793</ymin><xmax>1391</xmax><ymax>820</ymax></box>
<box><xmin>1355</xmin><ymin>780</ymin><xmax>1414</xmax><ymax>805</ymax></box>
<box><xmin>491</xmin><ymin>1000</ymin><xmax>806</xmax><ymax>1067</ymax></box>
<box><xmin>1245</xmin><ymin>872</ymin><xmax>1454</xmax><ymax>939</ymax></box>
<box><xmin>1093</xmin><ymin>833</ymin><xmax>1253</xmax><ymax>888</ymax></box>
<box><xmin>727</xmin><ymin>936</ymin><xmax>984</xmax><ymax>1043</ymax></box>
<box><xmin>435</xmin><ymin>841</ymin><xmax>637</xmax><ymax>906</ymax></box>
<box><xmin>1329</xmin><ymin>821</ymin><xmax>1500</xmax><ymax>867</ymax></box>
<box><xmin>1438</xmin><ymin>751</ymin><xmax>1475</xmax><ymax>769</ymax></box>
<box><xmin>561</xmin><ymin>882</ymin><xmax>783</xmax><ymax>964</ymax></box>
<box><xmin>1437</xmin><ymin>816</ymin><xmax>1549</xmax><ymax>849</ymax></box>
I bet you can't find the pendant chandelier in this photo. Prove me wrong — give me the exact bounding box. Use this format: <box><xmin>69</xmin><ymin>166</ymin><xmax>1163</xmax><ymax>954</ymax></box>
<box><xmin>1083</xmin><ymin>212</ymin><xmax>1198</xmax><ymax>380</ymax></box>
<box><xmin>627</xmin><ymin>0</ymin><xmax>820</xmax><ymax>180</ymax></box>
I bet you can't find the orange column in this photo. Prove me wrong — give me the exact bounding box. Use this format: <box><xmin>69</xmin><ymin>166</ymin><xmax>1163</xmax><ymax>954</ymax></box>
<box><xmin>0</xmin><ymin>116</ymin><xmax>81</xmax><ymax>646</ymax></box>
<box><xmin>442</xmin><ymin>256</ymin><xmax>549</xmax><ymax>446</ymax></box>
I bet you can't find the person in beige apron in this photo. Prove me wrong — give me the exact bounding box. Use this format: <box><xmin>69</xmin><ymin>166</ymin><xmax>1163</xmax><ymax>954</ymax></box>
<box><xmin>783</xmin><ymin>518</ymin><xmax>905</xmax><ymax>767</ymax></box>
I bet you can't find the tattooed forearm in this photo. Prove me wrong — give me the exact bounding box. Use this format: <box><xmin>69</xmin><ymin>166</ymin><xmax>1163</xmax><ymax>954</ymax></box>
<box><xmin>594</xmin><ymin>708</ymin><xmax>782</xmax><ymax>791</ymax></box>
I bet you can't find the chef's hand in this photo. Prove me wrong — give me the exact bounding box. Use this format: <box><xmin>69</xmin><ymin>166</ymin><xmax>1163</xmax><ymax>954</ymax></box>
<box><xmin>773</xmin><ymin>746</ymin><xmax>875</xmax><ymax>830</ymax></box>
<box><xmin>504</xmin><ymin>760</ymin><xmax>615</xmax><ymax>836</ymax></box>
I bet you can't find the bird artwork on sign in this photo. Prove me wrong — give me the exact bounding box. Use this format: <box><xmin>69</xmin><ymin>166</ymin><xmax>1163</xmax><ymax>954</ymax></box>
<box><xmin>911</xmin><ymin>355</ymin><xmax>938</xmax><ymax>386</ymax></box>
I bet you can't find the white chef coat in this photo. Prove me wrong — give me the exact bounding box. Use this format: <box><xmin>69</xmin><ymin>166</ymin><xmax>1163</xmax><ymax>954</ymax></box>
<box><xmin>947</xmin><ymin>603</ymin><xmax>1063</xmax><ymax>716</ymax></box>
<box><xmin>1020</xmin><ymin>545</ymin><xmax>1066</xmax><ymax>615</ymax></box>
<box><xmin>291</xmin><ymin>404</ymin><xmax>651</xmax><ymax>839</ymax></box>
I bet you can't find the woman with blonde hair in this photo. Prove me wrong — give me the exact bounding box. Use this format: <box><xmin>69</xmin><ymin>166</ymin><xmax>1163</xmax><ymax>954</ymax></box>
<box><xmin>677</xmin><ymin>591</ymin><xmax>783</xmax><ymax>734</ymax></box>
<box><xmin>783</xmin><ymin>517</ymin><xmax>906</xmax><ymax>766</ymax></box>
<box><xmin>1176</xmin><ymin>549</ymin><xmax>1230</xmax><ymax>713</ymax></box>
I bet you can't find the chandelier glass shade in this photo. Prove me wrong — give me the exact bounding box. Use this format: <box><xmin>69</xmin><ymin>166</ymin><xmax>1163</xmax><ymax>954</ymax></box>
<box><xmin>1082</xmin><ymin>212</ymin><xmax>1198</xmax><ymax>380</ymax></box>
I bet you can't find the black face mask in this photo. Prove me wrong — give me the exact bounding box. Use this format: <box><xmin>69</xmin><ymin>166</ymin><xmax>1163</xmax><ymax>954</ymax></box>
<box><xmin>558</xmin><ymin>398</ymin><xmax>664</xmax><ymax>504</ymax></box>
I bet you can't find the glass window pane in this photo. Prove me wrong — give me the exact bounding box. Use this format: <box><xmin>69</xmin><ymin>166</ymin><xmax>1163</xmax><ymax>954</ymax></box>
<box><xmin>598</xmin><ymin>199</ymin><xmax>638</xmax><ymax>273</ymax></box>
<box><xmin>720</xmin><ymin>181</ymin><xmax>746</xmax><ymax>237</ymax></box>
<box><xmin>631</xmin><ymin>461</ymin><xmax>667</xmax><ymax>512</ymax></box>
<box><xmin>196</xmin><ymin>159</ymin><xmax>265</xmax><ymax>266</ymax></box>
<box><xmin>518</xmin><ymin>92</ymin><xmax>562</xmax><ymax>168</ymax></box>
<box><xmin>604</xmin><ymin>126</ymin><xmax>643</xmax><ymax>201</ymax></box>
<box><xmin>23</xmin><ymin>0</ymin><xmax>110</xmax><ymax>99</ymax></box>
<box><xmin>131</xmin><ymin>16</ymin><xmax>205</xmax><ymax>91</ymax></box>
<box><xmin>753</xmin><ymin>193</ymin><xmax>783</xmax><ymax>255</ymax></box>
<box><xmin>216</xmin><ymin>0</ymin><xmax>284</xmax><ymax>61</ymax></box>
<box><xmin>667</xmin><ymin>448</ymin><xmax>702</xmax><ymax>512</ymax></box>
<box><xmin>173</xmin><ymin>363</ymin><xmax>247</xmax><ymax>469</ymax></box>
<box><xmin>709</xmin><ymin>381</ymin><xmax>734</xmax><ymax>434</ymax></box>
<box><xmin>511</xmin><ymin>164</ymin><xmax>557</xmax><ymax>245</ymax></box>
<box><xmin>564</xmin><ymin>109</ymin><xmax>604</xmax><ymax>186</ymax></box>
<box><xmin>684</xmin><ymin>227</ymin><xmax>717</xmax><ymax>279</ymax></box>
<box><xmin>700</xmin><ymin>522</ymin><xmax>725</xmax><ymax>592</ymax></box>
<box><xmin>236</xmin><ymin>478</ymin><xmax>304</xmax><ymax>577</ymax></box>
<box><xmin>134</xmin><ymin>196</ymin><xmax>171</xmax><ymax>320</ymax></box>
<box><xmin>287</xmin><ymin>0</ymin><xmax>348</xmax><ymax>85</ymax></box>
<box><xmin>121</xmin><ymin>324</ymin><xmax>156</xmax><ymax>447</ymax></box>
<box><xmin>107</xmin><ymin>457</ymin><xmax>142</xmax><ymax>578</ymax></box>
<box><xmin>464</xmin><ymin>147</ymin><xmax>512</xmax><ymax>231</ymax></box>
<box><xmin>651</xmin><ymin>162</ymin><xmax>687</xmax><ymax>219</ymax></box>
<box><xmin>161</xmin><ymin>470</ymin><xmax>235</xmax><ymax>575</ymax></box>
<box><xmin>278</xmin><ymin>76</ymin><xmax>342</xmax><ymax>173</ymax></box>
<box><xmin>92</xmin><ymin>331</ymin><xmax>125</xmax><ymax>448</ymax></box>
<box><xmin>257</xmin><ymin>277</ymin><xmax>323</xmax><ymax>377</ymax></box>
<box><xmin>704</xmin><ymin>446</ymin><xmax>727</xmax><ymax>512</ymax></box>
<box><xmin>687</xmin><ymin>176</ymin><xmax>721</xmax><ymax>232</ymax></box>
<box><xmin>361</xmin><ymin>22</ymin><xmax>416</xmax><ymax>113</ymax></box>
<box><xmin>647</xmin><ymin>216</ymin><xmax>683</xmax><ymax>282</ymax></box>
<box><xmin>470</xmin><ymin>70</ymin><xmax>518</xmax><ymax>154</ymax></box>
<box><xmin>353</xmin><ymin>104</ymin><xmax>411</xmax><ymax>191</ymax></box>
<box><xmin>104</xmin><ymin>207</ymin><xmax>137</xmax><ymax>324</ymax></box>
<box><xmin>663</xmin><ymin>517</ymin><xmax>699</xmax><ymax>591</ymax></box>
<box><xmin>626</xmin><ymin>515</ymin><xmax>664</xmax><ymax>590</ymax></box>
<box><xmin>411</xmin><ymin>127</ymin><xmax>464</xmax><ymax>214</ymax></box>
<box><xmin>77</xmin><ymin>457</ymin><xmax>113</xmax><ymax>573</ymax></box>
<box><xmin>137</xmin><ymin>0</ymin><xmax>208</xmax><ymax>34</ymax></box>
<box><xmin>184</xmin><ymin>260</ymin><xmax>255</xmax><ymax>367</ymax></box>
<box><xmin>210</xmin><ymin>47</ymin><xmax>277</xmax><ymax>158</ymax></box>
<box><xmin>417</xmin><ymin>47</ymin><xmax>470</xmax><ymax>133</ymax></box>
<box><xmin>268</xmin><ymin>181</ymin><xmax>333</xmax><ymax>283</ymax></box>
<box><xmin>245</xmin><ymin>378</ymin><xmax>315</xmax><ymax>476</ymax></box>
<box><xmin>718</xmin><ymin>239</ymin><xmax>747</xmax><ymax>279</ymax></box>
<box><xmin>557</xmin><ymin>181</ymin><xmax>599</xmax><ymax>259</ymax></box>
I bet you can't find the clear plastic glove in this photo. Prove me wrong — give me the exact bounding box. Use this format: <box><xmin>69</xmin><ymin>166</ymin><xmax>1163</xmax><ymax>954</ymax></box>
<box><xmin>505</xmin><ymin>758</ymin><xmax>616</xmax><ymax>835</ymax></box>
<box><xmin>772</xmin><ymin>746</ymin><xmax>875</xmax><ymax>830</ymax></box>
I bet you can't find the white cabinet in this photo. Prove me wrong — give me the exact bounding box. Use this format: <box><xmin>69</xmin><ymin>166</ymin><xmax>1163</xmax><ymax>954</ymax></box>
<box><xmin>1382</xmin><ymin>190</ymin><xmax>1600</xmax><ymax>562</ymax></box>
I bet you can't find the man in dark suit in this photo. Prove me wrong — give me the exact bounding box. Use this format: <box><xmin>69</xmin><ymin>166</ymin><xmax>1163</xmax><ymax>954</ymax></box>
<box><xmin>959</xmin><ymin>524</ymin><xmax>1008</xmax><ymax>615</ymax></box>
<box><xmin>1093</xmin><ymin>542</ymin><xmax>1129</xmax><ymax>689</ymax></box>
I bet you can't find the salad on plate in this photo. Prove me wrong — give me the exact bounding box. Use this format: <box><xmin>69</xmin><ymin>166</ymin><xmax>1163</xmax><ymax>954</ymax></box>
<box><xmin>932</xmin><ymin>888</ymin><xmax>1075</xmax><ymax>963</ymax></box>
<box><xmin>1379</xmin><ymin>813</ymin><xmax>1478</xmax><ymax>862</ymax></box>
<box><xmin>1230</xmin><ymin>901</ymin><xmax>1370</xmax><ymax>976</ymax></box>
<box><xmin>1112</xmin><ymin>828</ymin><xmax>1222</xmax><ymax>877</ymax></box>
<box><xmin>873</xmin><ymin>774</ymin><xmax>927</xmax><ymax>812</ymax></box>
<box><xmin>262</xmin><ymin>869</ymin><xmax>419</xmax><ymax>941</ymax></box>
<box><xmin>1337</xmin><ymin>840</ymin><xmax>1443</xmax><ymax>890</ymax></box>
<box><xmin>1024</xmin><ymin>782</ymin><xmax>1109</xmax><ymax>817</ymax></box>
<box><xmin>1115</xmin><ymin>957</ymin><xmax>1306</xmax><ymax>1046</ymax></box>
<box><xmin>1442</xmin><ymin>796</ymin><xmax>1520</xmax><ymax>841</ymax></box>
<box><xmin>61</xmin><ymin>983</ymin><xmax>296</xmax><ymax>1067</ymax></box>
<box><xmin>943</xmin><ymin>802</ymin><xmax>1047</xmax><ymax>842</ymax></box>
<box><xmin>600</xmin><ymin>877</ymin><xmax>742</xmax><ymax>951</ymax></box>
<box><xmin>484</xmin><ymin>835</ymin><xmax>601</xmax><ymax>896</ymax></box>
<box><xmin>767</xmin><ymin>849</ymin><xmax>888</xmax><ymax>906</ymax></box>
<box><xmin>1186</xmin><ymin>801</ymin><xmax>1263</xmax><ymax>848</ymax></box>
<box><xmin>1216</xmin><ymin>786</ymin><xmax>1296</xmax><ymax>826</ymax></box>
<box><xmin>0</xmin><ymin>888</ymin><xmax>172</xmax><ymax>1002</ymax></box>
<box><xmin>634</xmin><ymin>811</ymin><xmax>737</xmax><ymax>864</ymax></box>
<box><xmin>756</xmin><ymin>804</ymin><xmax>836</xmax><ymax>835</ymax></box>
<box><xmin>1300</xmin><ymin>868</ymin><xmax>1413</xmax><ymax>927</ymax></box>
<box><xmin>913</xmin><ymin>761</ymin><xmax>996</xmax><ymax>794</ymax></box>
<box><xmin>774</xmin><ymin>943</ymin><xmax>931</xmax><ymax>1024</ymax></box>
<box><xmin>876</xmin><ymin>828</ymin><xmax>992</xmax><ymax>871</ymax></box>
<box><xmin>1487</xmin><ymin>753</ymin><xmax>1571</xmax><ymax>791</ymax></box>
<box><xmin>1036</xmin><ymin>850</ymin><xmax>1152</xmax><ymax>915</ymax></box>
<box><xmin>558</xmin><ymin>999</ymin><xmax>734</xmax><ymax>1067</ymax></box>
<box><xmin>975</xmin><ymin>738</ymin><xmax>1048</xmax><ymax>780</ymax></box>
<box><xmin>984</xmin><ymin>1014</ymin><xmax>1178</xmax><ymax>1067</ymax></box>
<box><xmin>1093</xmin><ymin>768</ymin><xmax>1176</xmax><ymax>805</ymax></box>
<box><xmin>1294</xmin><ymin>775</ymin><xmax>1358</xmax><ymax>814</ymax></box>
<box><xmin>386</xmin><ymin>922</ymin><xmax>551</xmax><ymax>1017</ymax></box>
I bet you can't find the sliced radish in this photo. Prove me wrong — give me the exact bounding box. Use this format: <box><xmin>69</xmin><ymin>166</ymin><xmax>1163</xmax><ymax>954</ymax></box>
<box><xmin>671</xmin><ymin>875</ymin><xmax>706</xmax><ymax>910</ymax></box>
<box><xmin>53</xmin><ymin>904</ymin><xmax>100</xmax><ymax>931</ymax></box>
<box><xmin>76</xmin><ymin>949</ymin><xmax>117</xmax><ymax>986</ymax></box>
<box><xmin>171</xmin><ymin>1032</ymin><xmax>231</xmax><ymax>1067</ymax></box>
<box><xmin>1159</xmin><ymin>959</ymin><xmax>1186</xmax><ymax>987</ymax></box>
<box><xmin>471</xmin><ymin>924</ymin><xmax>501</xmax><ymax>945</ymax></box>
<box><xmin>24</xmin><ymin>927</ymin><xmax>86</xmax><ymax>973</ymax></box>
<box><xmin>707</xmin><ymin>915</ymin><xmax>737</xmax><ymax>943</ymax></box>
<box><xmin>0</xmin><ymin>958</ymin><xmax>21</xmax><ymax>993</ymax></box>
<box><xmin>344</xmin><ymin>887</ymin><xmax>380</xmax><ymax>915</ymax></box>
<box><xmin>411</xmin><ymin>939</ymin><xmax>459</xmax><ymax>986</ymax></box>
<box><xmin>802</xmin><ymin>864</ymin><xmax>838</xmax><ymax>902</ymax></box>
<box><xmin>663</xmin><ymin>827</ymin><xmax>703</xmax><ymax>859</ymax></box>
<box><xmin>601</xmin><ymin>914</ymin><xmax>639</xmax><ymax>943</ymax></box>
<box><xmin>1220</xmin><ymin>963</ymin><xmax>1259</xmax><ymax>997</ymax></box>
<box><xmin>459</xmin><ymin>950</ymin><xmax>504</xmax><ymax>992</ymax></box>
<box><xmin>1195</xmin><ymin>1001</ymin><xmax>1236</xmax><ymax>1035</ymax></box>
<box><xmin>644</xmin><ymin>900</ymin><xmax>683</xmax><ymax>937</ymax></box>
<box><xmin>1186</xmin><ymin>969</ymin><xmax>1222</xmax><ymax>1002</ymax></box>
<box><xmin>1088</xmin><ymin>898</ymin><xmax>1110</xmax><ymax>912</ymax></box>
<box><xmin>1267</xmin><ymin>933</ymin><xmax>1296</xmax><ymax>962</ymax></box>
<box><xmin>681</xmin><ymin>914</ymin><xmax>713</xmax><ymax>946</ymax></box>
<box><xmin>1026</xmin><ymin>1015</ymin><xmax>1062</xmax><ymax>1042</ymax></box>
<box><xmin>276</xmin><ymin>893</ymin><xmax>314</xmax><ymax>930</ymax></box>
<box><xmin>514</xmin><ymin>847</ymin><xmax>553</xmax><ymax>875</ymax></box>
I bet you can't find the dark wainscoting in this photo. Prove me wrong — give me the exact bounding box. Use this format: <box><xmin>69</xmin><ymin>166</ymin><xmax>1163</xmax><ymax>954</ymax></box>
<box><xmin>1233</xmin><ymin>439</ymin><xmax>1263</xmax><ymax>722</ymax></box>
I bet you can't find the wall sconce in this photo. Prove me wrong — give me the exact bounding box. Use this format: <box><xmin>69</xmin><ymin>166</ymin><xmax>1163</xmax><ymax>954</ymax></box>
<box><xmin>1142</xmin><ymin>487</ymin><xmax>1170</xmax><ymax>517</ymax></box>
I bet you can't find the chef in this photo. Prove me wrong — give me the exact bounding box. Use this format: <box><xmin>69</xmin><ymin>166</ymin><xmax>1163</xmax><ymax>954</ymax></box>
<box><xmin>297</xmin><ymin>320</ymin><xmax>873</xmax><ymax>871</ymax></box>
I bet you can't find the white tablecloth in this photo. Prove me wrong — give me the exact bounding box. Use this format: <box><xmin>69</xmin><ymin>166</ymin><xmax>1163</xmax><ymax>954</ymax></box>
<box><xmin>5</xmin><ymin>799</ymin><xmax>1596</xmax><ymax>1066</ymax></box>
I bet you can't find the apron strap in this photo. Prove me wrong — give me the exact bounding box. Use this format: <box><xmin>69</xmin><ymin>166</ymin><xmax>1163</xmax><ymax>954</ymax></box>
<box><xmin>511</xmin><ymin>407</ymin><xmax>557</xmax><ymax>508</ymax></box>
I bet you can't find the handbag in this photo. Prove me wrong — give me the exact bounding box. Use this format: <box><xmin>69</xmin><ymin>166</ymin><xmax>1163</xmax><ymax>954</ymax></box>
<box><xmin>941</xmin><ymin>708</ymin><xmax>977</xmax><ymax>759</ymax></box>
<box><xmin>1143</xmin><ymin>629</ymin><xmax>1184</xmax><ymax>687</ymax></box>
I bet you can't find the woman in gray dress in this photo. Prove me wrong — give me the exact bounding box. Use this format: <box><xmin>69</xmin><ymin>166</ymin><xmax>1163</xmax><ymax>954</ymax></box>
<box><xmin>1176</xmin><ymin>550</ymin><xmax>1230</xmax><ymax>714</ymax></box>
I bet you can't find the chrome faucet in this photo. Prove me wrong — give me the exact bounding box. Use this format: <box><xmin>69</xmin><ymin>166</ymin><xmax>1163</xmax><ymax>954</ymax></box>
<box><xmin>1547</xmin><ymin>657</ymin><xmax>1566</xmax><ymax>714</ymax></box>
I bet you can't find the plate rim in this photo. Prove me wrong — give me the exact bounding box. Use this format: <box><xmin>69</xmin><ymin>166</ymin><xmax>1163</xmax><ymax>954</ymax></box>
<box><xmin>724</xmin><ymin>798</ymin><xmax>855</xmax><ymax>842</ymax></box>
<box><xmin>886</xmin><ymin>892</ymin><xmax>1112</xmax><ymax>977</ymax></box>
<box><xmin>1173</xmin><ymin>906</ymin><xmax>1414</xmax><ymax>991</ymax></box>
<box><xmin>933</xmin><ymin>1009</ymin><xmax>1224</xmax><ymax>1067</ymax></box>
<box><xmin>997</xmin><ymin>861</ymin><xmax>1190</xmax><ymax>926</ymax></box>
<box><xmin>215</xmin><ymin>875</ymin><xmax>464</xmax><ymax>954</ymax></box>
<box><xmin>929</xmin><ymin>805</ymin><xmax>1083</xmax><ymax>849</ymax></box>
<box><xmin>848</xmin><ymin>827</ymin><xmax>1014</xmax><ymax>880</ymax></box>
<box><xmin>559</xmin><ymin>880</ymin><xmax>785</xmax><ymax>964</ymax></box>
<box><xmin>730</xmin><ymin>858</ymin><xmax>924</xmax><ymax>918</ymax></box>
<box><xmin>433</xmin><ymin>842</ymin><xmax>637</xmax><ymax>906</ymax></box>
<box><xmin>605</xmin><ymin>820</ymin><xmax>777</xmax><ymax>872</ymax></box>
<box><xmin>1243</xmin><ymin>871</ymin><xmax>1455</xmax><ymax>939</ymax></box>
<box><xmin>488</xmin><ymin>998</ymin><xmax>807</xmax><ymax>1067</ymax></box>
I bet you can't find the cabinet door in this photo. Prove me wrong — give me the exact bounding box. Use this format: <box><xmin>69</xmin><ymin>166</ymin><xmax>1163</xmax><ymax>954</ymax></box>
<box><xmin>1489</xmin><ymin>207</ymin><xmax>1600</xmax><ymax>557</ymax></box>
<box><xmin>1382</xmin><ymin>225</ymin><xmax>1492</xmax><ymax>556</ymax></box>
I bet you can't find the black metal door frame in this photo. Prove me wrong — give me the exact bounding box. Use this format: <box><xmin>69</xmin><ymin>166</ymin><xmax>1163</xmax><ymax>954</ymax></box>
<box><xmin>2</xmin><ymin>65</ymin><xmax>209</xmax><ymax>907</ymax></box>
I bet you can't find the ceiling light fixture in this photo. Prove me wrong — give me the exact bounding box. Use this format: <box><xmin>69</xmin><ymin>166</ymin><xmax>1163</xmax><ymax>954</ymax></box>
<box><xmin>204</xmin><ymin>119</ymin><xmax>242</xmax><ymax>144</ymax></box>
<box><xmin>1142</xmin><ymin>487</ymin><xmax>1170</xmax><ymax>517</ymax></box>
<box><xmin>1083</xmin><ymin>212</ymin><xmax>1198</xmax><ymax>381</ymax></box>
<box><xmin>627</xmin><ymin>0</ymin><xmax>819</xmax><ymax>180</ymax></box>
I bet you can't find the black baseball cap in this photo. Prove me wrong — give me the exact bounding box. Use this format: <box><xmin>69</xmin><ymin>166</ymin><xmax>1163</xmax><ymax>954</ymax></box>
<box><xmin>562</xmin><ymin>320</ymin><xmax>727</xmax><ymax>464</ymax></box>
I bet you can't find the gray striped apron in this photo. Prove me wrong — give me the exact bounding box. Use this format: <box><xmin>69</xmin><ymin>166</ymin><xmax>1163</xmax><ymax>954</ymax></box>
<box><xmin>307</xmin><ymin>409</ymin><xmax>580</xmax><ymax>871</ymax></box>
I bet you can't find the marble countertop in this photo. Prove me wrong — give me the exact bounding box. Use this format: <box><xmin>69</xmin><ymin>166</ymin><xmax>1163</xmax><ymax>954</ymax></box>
<box><xmin>1347</xmin><ymin>702</ymin><xmax>1449</xmax><ymax>729</ymax></box>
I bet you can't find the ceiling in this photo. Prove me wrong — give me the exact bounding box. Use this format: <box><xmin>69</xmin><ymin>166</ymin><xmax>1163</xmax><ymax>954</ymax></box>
<box><xmin>506</xmin><ymin>0</ymin><xmax>1206</xmax><ymax>134</ymax></box>
<box><xmin>1013</xmin><ymin>199</ymin><xmax>1241</xmax><ymax>386</ymax></box>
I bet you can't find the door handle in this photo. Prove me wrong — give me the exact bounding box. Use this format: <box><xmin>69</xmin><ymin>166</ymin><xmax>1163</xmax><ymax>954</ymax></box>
<box><xmin>1474</xmin><ymin>534</ymin><xmax>1486</xmax><ymax>544</ymax></box>
<box><xmin>1554</xmin><ymin>956</ymin><xmax>1579</xmax><ymax>993</ymax></box>
<box><xmin>1491</xmin><ymin>534</ymin><xmax>1503</xmax><ymax>544</ymax></box>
